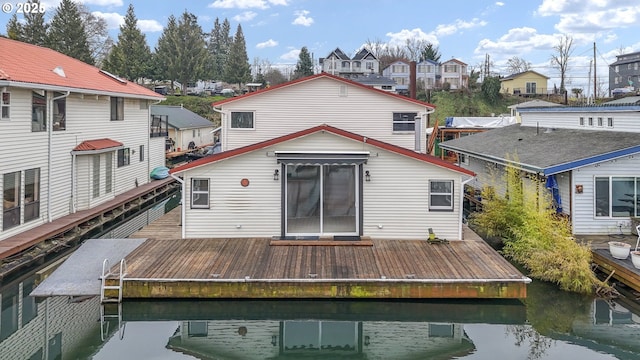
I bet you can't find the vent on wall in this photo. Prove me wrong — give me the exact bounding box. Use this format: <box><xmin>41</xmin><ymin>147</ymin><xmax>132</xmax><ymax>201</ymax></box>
<box><xmin>339</xmin><ymin>85</ymin><xmax>348</xmax><ymax>97</ymax></box>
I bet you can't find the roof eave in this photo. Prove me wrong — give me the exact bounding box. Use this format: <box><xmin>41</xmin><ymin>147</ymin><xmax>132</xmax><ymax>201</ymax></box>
<box><xmin>0</xmin><ymin>80</ymin><xmax>165</xmax><ymax>100</ymax></box>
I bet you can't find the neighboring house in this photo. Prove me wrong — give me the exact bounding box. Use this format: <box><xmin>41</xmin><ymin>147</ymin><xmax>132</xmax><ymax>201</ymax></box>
<box><xmin>0</xmin><ymin>37</ymin><xmax>165</xmax><ymax>241</ymax></box>
<box><xmin>319</xmin><ymin>48</ymin><xmax>379</xmax><ymax>78</ymax></box>
<box><xmin>382</xmin><ymin>59</ymin><xmax>439</xmax><ymax>92</ymax></box>
<box><xmin>439</xmin><ymin>101</ymin><xmax>640</xmax><ymax>236</ymax></box>
<box><xmin>351</xmin><ymin>73</ymin><xmax>397</xmax><ymax>92</ymax></box>
<box><xmin>507</xmin><ymin>99</ymin><xmax>563</xmax><ymax>122</ymax></box>
<box><xmin>170</xmin><ymin>73</ymin><xmax>475</xmax><ymax>241</ymax></box>
<box><xmin>440</xmin><ymin>59</ymin><xmax>468</xmax><ymax>90</ymax></box>
<box><xmin>151</xmin><ymin>105</ymin><xmax>215</xmax><ymax>151</ymax></box>
<box><xmin>499</xmin><ymin>70</ymin><xmax>550</xmax><ymax>96</ymax></box>
<box><xmin>609</xmin><ymin>51</ymin><xmax>640</xmax><ymax>96</ymax></box>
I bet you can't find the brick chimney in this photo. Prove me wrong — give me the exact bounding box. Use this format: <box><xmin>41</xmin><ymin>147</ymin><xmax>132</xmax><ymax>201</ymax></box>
<box><xmin>409</xmin><ymin>61</ymin><xmax>417</xmax><ymax>99</ymax></box>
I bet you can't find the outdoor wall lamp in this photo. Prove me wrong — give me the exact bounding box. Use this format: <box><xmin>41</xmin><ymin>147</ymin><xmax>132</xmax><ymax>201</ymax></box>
<box><xmin>364</xmin><ymin>335</ymin><xmax>370</xmax><ymax>346</ymax></box>
<box><xmin>271</xmin><ymin>335</ymin><xmax>277</xmax><ymax>346</ymax></box>
<box><xmin>273</xmin><ymin>169</ymin><xmax>279</xmax><ymax>181</ymax></box>
<box><xmin>365</xmin><ymin>170</ymin><xmax>371</xmax><ymax>182</ymax></box>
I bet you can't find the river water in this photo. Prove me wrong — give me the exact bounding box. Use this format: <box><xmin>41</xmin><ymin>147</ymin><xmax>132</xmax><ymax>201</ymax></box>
<box><xmin>0</xmin><ymin>194</ymin><xmax>639</xmax><ymax>359</ymax></box>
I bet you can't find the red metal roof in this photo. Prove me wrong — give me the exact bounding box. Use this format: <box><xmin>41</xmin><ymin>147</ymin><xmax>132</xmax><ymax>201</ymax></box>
<box><xmin>0</xmin><ymin>37</ymin><xmax>163</xmax><ymax>99</ymax></box>
<box><xmin>211</xmin><ymin>72</ymin><xmax>436</xmax><ymax>108</ymax></box>
<box><xmin>73</xmin><ymin>138</ymin><xmax>123</xmax><ymax>152</ymax></box>
<box><xmin>170</xmin><ymin>124</ymin><xmax>475</xmax><ymax>177</ymax></box>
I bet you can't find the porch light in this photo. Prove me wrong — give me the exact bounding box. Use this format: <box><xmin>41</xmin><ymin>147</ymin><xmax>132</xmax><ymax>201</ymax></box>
<box><xmin>365</xmin><ymin>170</ymin><xmax>371</xmax><ymax>182</ymax></box>
<box><xmin>273</xmin><ymin>169</ymin><xmax>279</xmax><ymax>180</ymax></box>
<box><xmin>271</xmin><ymin>335</ymin><xmax>277</xmax><ymax>346</ymax></box>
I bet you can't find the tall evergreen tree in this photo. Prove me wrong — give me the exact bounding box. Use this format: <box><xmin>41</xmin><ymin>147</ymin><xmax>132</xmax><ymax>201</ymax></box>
<box><xmin>293</xmin><ymin>46</ymin><xmax>314</xmax><ymax>79</ymax></box>
<box><xmin>103</xmin><ymin>4</ymin><xmax>151</xmax><ymax>82</ymax></box>
<box><xmin>207</xmin><ymin>18</ymin><xmax>232</xmax><ymax>81</ymax></box>
<box><xmin>48</xmin><ymin>0</ymin><xmax>94</xmax><ymax>64</ymax></box>
<box><xmin>21</xmin><ymin>0</ymin><xmax>48</xmax><ymax>46</ymax></box>
<box><xmin>420</xmin><ymin>43</ymin><xmax>441</xmax><ymax>63</ymax></box>
<box><xmin>224</xmin><ymin>24</ymin><xmax>251</xmax><ymax>87</ymax></box>
<box><xmin>5</xmin><ymin>14</ymin><xmax>23</xmax><ymax>41</ymax></box>
<box><xmin>154</xmin><ymin>15</ymin><xmax>179</xmax><ymax>89</ymax></box>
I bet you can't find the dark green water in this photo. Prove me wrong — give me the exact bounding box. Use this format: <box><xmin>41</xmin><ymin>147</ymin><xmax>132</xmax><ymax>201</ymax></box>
<box><xmin>1</xmin><ymin>194</ymin><xmax>639</xmax><ymax>359</ymax></box>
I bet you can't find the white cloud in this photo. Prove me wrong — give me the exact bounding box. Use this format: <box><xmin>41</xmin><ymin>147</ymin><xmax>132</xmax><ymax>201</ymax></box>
<box><xmin>257</xmin><ymin>39</ymin><xmax>278</xmax><ymax>48</ymax></box>
<box><xmin>209</xmin><ymin>0</ymin><xmax>269</xmax><ymax>9</ymax></box>
<box><xmin>537</xmin><ymin>0</ymin><xmax>640</xmax><ymax>33</ymax></box>
<box><xmin>92</xmin><ymin>12</ymin><xmax>162</xmax><ymax>32</ymax></box>
<box><xmin>474</xmin><ymin>27</ymin><xmax>558</xmax><ymax>58</ymax></box>
<box><xmin>495</xmin><ymin>1</ymin><xmax>504</xmax><ymax>6</ymax></box>
<box><xmin>138</xmin><ymin>19</ymin><xmax>163</xmax><ymax>32</ymax></box>
<box><xmin>268</xmin><ymin>0</ymin><xmax>288</xmax><ymax>5</ymax></box>
<box><xmin>292</xmin><ymin>10</ymin><xmax>313</xmax><ymax>26</ymax></box>
<box><xmin>385</xmin><ymin>28</ymin><xmax>439</xmax><ymax>47</ymax></box>
<box><xmin>81</xmin><ymin>0</ymin><xmax>123</xmax><ymax>6</ymax></box>
<box><xmin>233</xmin><ymin>11</ymin><xmax>258</xmax><ymax>22</ymax></box>
<box><xmin>434</xmin><ymin>18</ymin><xmax>487</xmax><ymax>37</ymax></box>
<box><xmin>280</xmin><ymin>48</ymin><xmax>300</xmax><ymax>61</ymax></box>
<box><xmin>92</xmin><ymin>11</ymin><xmax>124</xmax><ymax>30</ymax></box>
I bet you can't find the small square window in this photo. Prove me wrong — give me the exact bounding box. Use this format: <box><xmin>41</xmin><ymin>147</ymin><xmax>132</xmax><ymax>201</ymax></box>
<box><xmin>579</xmin><ymin>117</ymin><xmax>584</xmax><ymax>126</ymax></box>
<box><xmin>230</xmin><ymin>112</ymin><xmax>254</xmax><ymax>129</ymax></box>
<box><xmin>429</xmin><ymin>180</ymin><xmax>453</xmax><ymax>211</ymax></box>
<box><xmin>597</xmin><ymin>117</ymin><xmax>603</xmax><ymax>126</ymax></box>
<box><xmin>607</xmin><ymin>117</ymin><xmax>613</xmax><ymax>127</ymax></box>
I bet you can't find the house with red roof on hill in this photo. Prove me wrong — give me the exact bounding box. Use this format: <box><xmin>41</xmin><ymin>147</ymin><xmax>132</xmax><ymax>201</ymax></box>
<box><xmin>170</xmin><ymin>73</ymin><xmax>475</xmax><ymax>241</ymax></box>
<box><xmin>0</xmin><ymin>37</ymin><xmax>164</xmax><ymax>240</ymax></box>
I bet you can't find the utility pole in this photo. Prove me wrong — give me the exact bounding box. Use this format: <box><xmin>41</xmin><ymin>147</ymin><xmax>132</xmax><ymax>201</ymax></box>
<box><xmin>593</xmin><ymin>42</ymin><xmax>597</xmax><ymax>101</ymax></box>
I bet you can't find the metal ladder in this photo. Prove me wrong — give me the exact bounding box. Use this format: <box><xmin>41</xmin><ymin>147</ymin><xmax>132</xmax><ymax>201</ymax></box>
<box><xmin>100</xmin><ymin>258</ymin><xmax>127</xmax><ymax>303</ymax></box>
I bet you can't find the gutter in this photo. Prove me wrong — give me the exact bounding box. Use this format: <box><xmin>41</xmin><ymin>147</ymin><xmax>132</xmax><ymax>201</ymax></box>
<box><xmin>170</xmin><ymin>173</ymin><xmax>185</xmax><ymax>239</ymax></box>
<box><xmin>50</xmin><ymin>91</ymin><xmax>69</xmax><ymax>221</ymax></box>
<box><xmin>0</xmin><ymin>80</ymin><xmax>164</xmax><ymax>101</ymax></box>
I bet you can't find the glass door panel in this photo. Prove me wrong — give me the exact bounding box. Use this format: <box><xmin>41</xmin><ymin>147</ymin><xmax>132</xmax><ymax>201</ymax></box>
<box><xmin>286</xmin><ymin>165</ymin><xmax>321</xmax><ymax>234</ymax></box>
<box><xmin>323</xmin><ymin>165</ymin><xmax>356</xmax><ymax>233</ymax></box>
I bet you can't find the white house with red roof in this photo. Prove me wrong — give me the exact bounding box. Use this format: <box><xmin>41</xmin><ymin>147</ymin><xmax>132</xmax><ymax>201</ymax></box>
<box><xmin>0</xmin><ymin>37</ymin><xmax>164</xmax><ymax>240</ymax></box>
<box><xmin>170</xmin><ymin>74</ymin><xmax>475</xmax><ymax>240</ymax></box>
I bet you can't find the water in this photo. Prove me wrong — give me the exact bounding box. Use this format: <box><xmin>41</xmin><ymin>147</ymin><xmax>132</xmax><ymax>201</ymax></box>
<box><xmin>1</xmin><ymin>194</ymin><xmax>639</xmax><ymax>359</ymax></box>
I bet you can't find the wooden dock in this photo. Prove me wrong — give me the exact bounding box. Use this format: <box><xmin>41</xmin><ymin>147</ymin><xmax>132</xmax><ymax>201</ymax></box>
<box><xmin>104</xmin><ymin>208</ymin><xmax>531</xmax><ymax>300</ymax></box>
<box><xmin>578</xmin><ymin>234</ymin><xmax>640</xmax><ymax>294</ymax></box>
<box><xmin>0</xmin><ymin>177</ymin><xmax>179</xmax><ymax>281</ymax></box>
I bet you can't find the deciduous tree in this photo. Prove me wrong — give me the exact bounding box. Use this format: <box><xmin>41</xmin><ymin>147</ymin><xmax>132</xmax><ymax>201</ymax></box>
<box><xmin>505</xmin><ymin>56</ymin><xmax>532</xmax><ymax>74</ymax></box>
<box><xmin>550</xmin><ymin>35</ymin><xmax>574</xmax><ymax>95</ymax></box>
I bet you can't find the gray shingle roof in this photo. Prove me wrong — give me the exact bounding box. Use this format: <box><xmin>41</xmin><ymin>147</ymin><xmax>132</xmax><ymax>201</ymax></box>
<box><xmin>439</xmin><ymin>124</ymin><xmax>640</xmax><ymax>175</ymax></box>
<box><xmin>151</xmin><ymin>105</ymin><xmax>213</xmax><ymax>130</ymax></box>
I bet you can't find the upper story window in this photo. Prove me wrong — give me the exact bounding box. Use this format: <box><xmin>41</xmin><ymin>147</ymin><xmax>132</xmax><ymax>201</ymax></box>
<box><xmin>366</xmin><ymin>62</ymin><xmax>374</xmax><ymax>70</ymax></box>
<box><xmin>392</xmin><ymin>112</ymin><xmax>417</xmax><ymax>132</ymax></box>
<box><xmin>615</xmin><ymin>65</ymin><xmax>619</xmax><ymax>72</ymax></box>
<box><xmin>53</xmin><ymin>92</ymin><xmax>66</xmax><ymax>131</ymax></box>
<box><xmin>429</xmin><ymin>180</ymin><xmax>454</xmax><ymax>211</ymax></box>
<box><xmin>32</xmin><ymin>91</ymin><xmax>46</xmax><ymax>132</ymax></box>
<box><xmin>392</xmin><ymin>65</ymin><xmax>407</xmax><ymax>73</ymax></box>
<box><xmin>353</xmin><ymin>61</ymin><xmax>361</xmax><ymax>68</ymax></box>
<box><xmin>444</xmin><ymin>65</ymin><xmax>458</xmax><ymax>73</ymax></box>
<box><xmin>341</xmin><ymin>61</ymin><xmax>349</xmax><ymax>68</ymax></box>
<box><xmin>230</xmin><ymin>111</ymin><xmax>254</xmax><ymax>129</ymax></box>
<box><xmin>191</xmin><ymin>178</ymin><xmax>210</xmax><ymax>209</ymax></box>
<box><xmin>1</xmin><ymin>91</ymin><xmax>9</xmax><ymax>119</ymax></box>
<box><xmin>117</xmin><ymin>148</ymin><xmax>130</xmax><ymax>167</ymax></box>
<box><xmin>150</xmin><ymin>114</ymin><xmax>168</xmax><ymax>138</ymax></box>
<box><xmin>110</xmin><ymin>97</ymin><xmax>124</xmax><ymax>121</ymax></box>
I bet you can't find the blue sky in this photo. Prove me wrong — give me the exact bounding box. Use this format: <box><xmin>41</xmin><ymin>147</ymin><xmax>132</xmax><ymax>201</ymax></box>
<box><xmin>2</xmin><ymin>0</ymin><xmax>640</xmax><ymax>93</ymax></box>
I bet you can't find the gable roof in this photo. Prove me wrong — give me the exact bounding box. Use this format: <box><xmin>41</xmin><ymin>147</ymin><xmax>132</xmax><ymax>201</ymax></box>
<box><xmin>151</xmin><ymin>105</ymin><xmax>213</xmax><ymax>130</ymax></box>
<box><xmin>171</xmin><ymin>124</ymin><xmax>475</xmax><ymax>176</ymax></box>
<box><xmin>0</xmin><ymin>37</ymin><xmax>163</xmax><ymax>100</ymax></box>
<box><xmin>212</xmin><ymin>72</ymin><xmax>436</xmax><ymax>109</ymax></box>
<box><xmin>72</xmin><ymin>138</ymin><xmax>123</xmax><ymax>152</ymax></box>
<box><xmin>327</xmin><ymin>47</ymin><xmax>350</xmax><ymax>60</ymax></box>
<box><xmin>500</xmin><ymin>70</ymin><xmax>550</xmax><ymax>81</ymax></box>
<box><xmin>441</xmin><ymin>58</ymin><xmax>467</xmax><ymax>66</ymax></box>
<box><xmin>352</xmin><ymin>48</ymin><xmax>377</xmax><ymax>60</ymax></box>
<box><xmin>439</xmin><ymin>124</ymin><xmax>640</xmax><ymax>175</ymax></box>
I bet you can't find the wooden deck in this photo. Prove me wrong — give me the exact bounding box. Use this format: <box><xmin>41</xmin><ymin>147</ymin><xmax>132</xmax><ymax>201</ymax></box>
<box><xmin>0</xmin><ymin>177</ymin><xmax>178</xmax><ymax>276</ymax></box>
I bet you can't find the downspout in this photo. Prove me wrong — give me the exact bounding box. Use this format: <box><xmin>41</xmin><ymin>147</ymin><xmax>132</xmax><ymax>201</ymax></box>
<box><xmin>170</xmin><ymin>173</ymin><xmax>185</xmax><ymax>239</ymax></box>
<box><xmin>49</xmin><ymin>91</ymin><xmax>69</xmax><ymax>221</ymax></box>
<box><xmin>212</xmin><ymin>106</ymin><xmax>225</xmax><ymax>151</ymax></box>
<box><xmin>459</xmin><ymin>176</ymin><xmax>474</xmax><ymax>240</ymax></box>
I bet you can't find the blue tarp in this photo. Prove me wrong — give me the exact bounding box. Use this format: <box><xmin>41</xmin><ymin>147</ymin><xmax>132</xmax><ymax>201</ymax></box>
<box><xmin>150</xmin><ymin>166</ymin><xmax>169</xmax><ymax>180</ymax></box>
<box><xmin>545</xmin><ymin>175</ymin><xmax>562</xmax><ymax>213</ymax></box>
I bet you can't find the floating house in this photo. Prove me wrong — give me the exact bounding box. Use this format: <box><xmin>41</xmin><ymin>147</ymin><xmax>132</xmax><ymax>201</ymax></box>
<box><xmin>0</xmin><ymin>37</ymin><xmax>165</xmax><ymax>241</ymax></box>
<box><xmin>170</xmin><ymin>73</ymin><xmax>475</xmax><ymax>240</ymax></box>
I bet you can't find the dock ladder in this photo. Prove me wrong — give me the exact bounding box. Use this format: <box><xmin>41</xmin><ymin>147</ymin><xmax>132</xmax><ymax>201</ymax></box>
<box><xmin>100</xmin><ymin>258</ymin><xmax>127</xmax><ymax>303</ymax></box>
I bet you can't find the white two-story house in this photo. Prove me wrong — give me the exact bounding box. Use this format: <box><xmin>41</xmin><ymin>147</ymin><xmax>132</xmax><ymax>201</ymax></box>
<box><xmin>319</xmin><ymin>48</ymin><xmax>379</xmax><ymax>78</ymax></box>
<box><xmin>382</xmin><ymin>59</ymin><xmax>440</xmax><ymax>93</ymax></box>
<box><xmin>0</xmin><ymin>37</ymin><xmax>165</xmax><ymax>241</ymax></box>
<box><xmin>439</xmin><ymin>96</ymin><xmax>640</xmax><ymax>235</ymax></box>
<box><xmin>170</xmin><ymin>73</ymin><xmax>475</xmax><ymax>240</ymax></box>
<box><xmin>440</xmin><ymin>59</ymin><xmax>468</xmax><ymax>90</ymax></box>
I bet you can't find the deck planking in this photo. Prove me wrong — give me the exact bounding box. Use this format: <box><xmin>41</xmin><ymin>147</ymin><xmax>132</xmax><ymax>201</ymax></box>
<box><xmin>110</xmin><ymin>236</ymin><xmax>530</xmax><ymax>299</ymax></box>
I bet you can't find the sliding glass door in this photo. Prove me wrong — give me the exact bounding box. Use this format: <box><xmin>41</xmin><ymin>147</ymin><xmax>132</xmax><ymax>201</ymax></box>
<box><xmin>285</xmin><ymin>164</ymin><xmax>358</xmax><ymax>236</ymax></box>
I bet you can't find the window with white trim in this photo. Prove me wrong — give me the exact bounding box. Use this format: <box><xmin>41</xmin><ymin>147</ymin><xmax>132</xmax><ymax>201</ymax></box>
<box><xmin>32</xmin><ymin>91</ymin><xmax>46</xmax><ymax>132</ymax></box>
<box><xmin>393</xmin><ymin>112</ymin><xmax>417</xmax><ymax>132</ymax></box>
<box><xmin>1</xmin><ymin>91</ymin><xmax>9</xmax><ymax>119</ymax></box>
<box><xmin>105</xmin><ymin>153</ymin><xmax>113</xmax><ymax>193</ymax></box>
<box><xmin>595</xmin><ymin>176</ymin><xmax>640</xmax><ymax>217</ymax></box>
<box><xmin>3</xmin><ymin>171</ymin><xmax>20</xmax><ymax>230</ymax></box>
<box><xmin>53</xmin><ymin>92</ymin><xmax>66</xmax><ymax>131</ymax></box>
<box><xmin>117</xmin><ymin>148</ymin><xmax>130</xmax><ymax>167</ymax></box>
<box><xmin>429</xmin><ymin>180</ymin><xmax>454</xmax><ymax>211</ymax></box>
<box><xmin>24</xmin><ymin>168</ymin><xmax>40</xmax><ymax>222</ymax></box>
<box><xmin>191</xmin><ymin>178</ymin><xmax>209</xmax><ymax>208</ymax></box>
<box><xmin>597</xmin><ymin>117</ymin><xmax>603</xmax><ymax>127</ymax></box>
<box><xmin>607</xmin><ymin>117</ymin><xmax>613</xmax><ymax>127</ymax></box>
<box><xmin>110</xmin><ymin>97</ymin><xmax>124</xmax><ymax>121</ymax></box>
<box><xmin>230</xmin><ymin>111</ymin><xmax>254</xmax><ymax>129</ymax></box>
<box><xmin>93</xmin><ymin>155</ymin><xmax>100</xmax><ymax>198</ymax></box>
<box><xmin>579</xmin><ymin>117</ymin><xmax>584</xmax><ymax>126</ymax></box>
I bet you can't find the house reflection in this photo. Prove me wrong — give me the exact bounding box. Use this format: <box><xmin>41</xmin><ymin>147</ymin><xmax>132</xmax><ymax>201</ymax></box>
<box><xmin>167</xmin><ymin>319</ymin><xmax>475</xmax><ymax>359</ymax></box>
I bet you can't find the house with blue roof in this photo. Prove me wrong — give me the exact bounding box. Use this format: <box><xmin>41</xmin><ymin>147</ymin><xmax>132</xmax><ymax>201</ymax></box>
<box><xmin>439</xmin><ymin>97</ymin><xmax>640</xmax><ymax>235</ymax></box>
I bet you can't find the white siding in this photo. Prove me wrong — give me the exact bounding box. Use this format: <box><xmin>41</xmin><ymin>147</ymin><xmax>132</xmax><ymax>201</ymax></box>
<box><xmin>219</xmin><ymin>77</ymin><xmax>429</xmax><ymax>153</ymax></box>
<box><xmin>182</xmin><ymin>131</ymin><xmax>465</xmax><ymax>240</ymax></box>
<box><xmin>1</xmin><ymin>89</ymin><xmax>157</xmax><ymax>241</ymax></box>
<box><xmin>520</xmin><ymin>110</ymin><xmax>640</xmax><ymax>133</ymax></box>
<box><xmin>572</xmin><ymin>155</ymin><xmax>640</xmax><ymax>235</ymax></box>
<box><xmin>178</xmin><ymin>127</ymin><xmax>215</xmax><ymax>150</ymax></box>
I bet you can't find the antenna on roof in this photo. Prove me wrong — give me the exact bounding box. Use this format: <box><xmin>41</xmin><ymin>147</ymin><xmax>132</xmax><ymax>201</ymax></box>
<box><xmin>99</xmin><ymin>69</ymin><xmax>127</xmax><ymax>84</ymax></box>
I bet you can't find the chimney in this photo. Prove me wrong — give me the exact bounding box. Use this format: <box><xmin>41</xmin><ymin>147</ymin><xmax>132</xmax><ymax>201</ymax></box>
<box><xmin>409</xmin><ymin>61</ymin><xmax>417</xmax><ymax>99</ymax></box>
